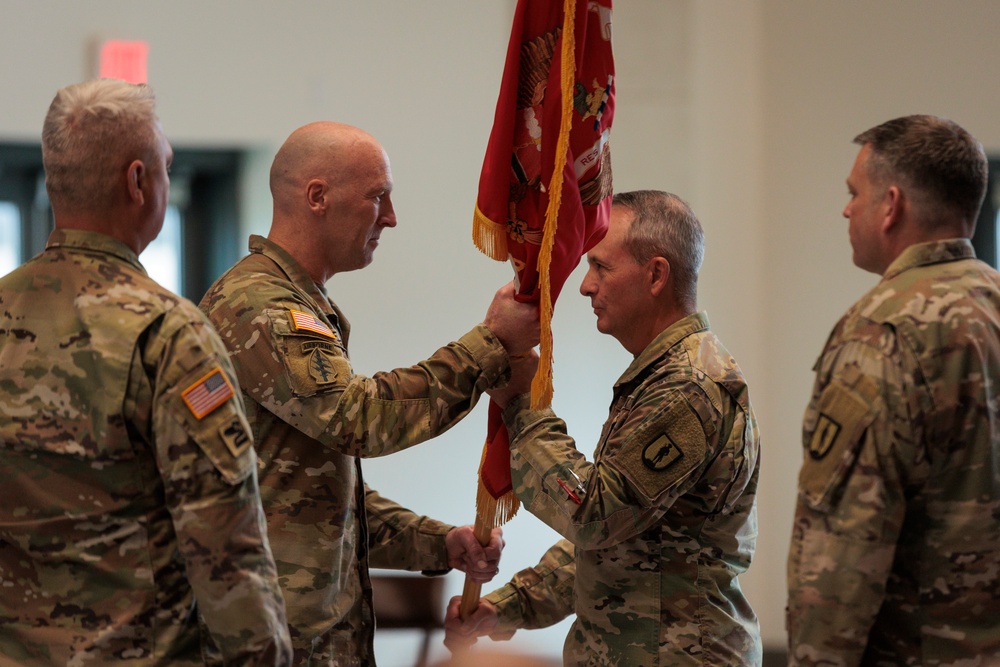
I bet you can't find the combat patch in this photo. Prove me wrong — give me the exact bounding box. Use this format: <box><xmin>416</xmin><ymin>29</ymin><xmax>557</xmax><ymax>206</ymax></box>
<box><xmin>289</xmin><ymin>309</ymin><xmax>338</xmax><ymax>340</ymax></box>
<box><xmin>614</xmin><ymin>398</ymin><xmax>707</xmax><ymax>504</ymax></box>
<box><xmin>799</xmin><ymin>380</ymin><xmax>877</xmax><ymax>512</ymax></box>
<box><xmin>182</xmin><ymin>367</ymin><xmax>235</xmax><ymax>419</ymax></box>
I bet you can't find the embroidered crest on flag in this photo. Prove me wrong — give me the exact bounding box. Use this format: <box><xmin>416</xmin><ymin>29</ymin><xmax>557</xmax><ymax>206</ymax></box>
<box><xmin>289</xmin><ymin>309</ymin><xmax>337</xmax><ymax>340</ymax></box>
<box><xmin>182</xmin><ymin>367</ymin><xmax>235</xmax><ymax>419</ymax></box>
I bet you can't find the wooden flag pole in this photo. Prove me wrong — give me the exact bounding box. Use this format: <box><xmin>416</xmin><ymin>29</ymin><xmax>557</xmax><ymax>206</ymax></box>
<box><xmin>458</xmin><ymin>516</ymin><xmax>496</xmax><ymax>619</ymax></box>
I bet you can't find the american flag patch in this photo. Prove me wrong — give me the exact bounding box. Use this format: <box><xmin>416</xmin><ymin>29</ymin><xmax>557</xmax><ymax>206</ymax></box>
<box><xmin>182</xmin><ymin>368</ymin><xmax>235</xmax><ymax>419</ymax></box>
<box><xmin>290</xmin><ymin>309</ymin><xmax>337</xmax><ymax>340</ymax></box>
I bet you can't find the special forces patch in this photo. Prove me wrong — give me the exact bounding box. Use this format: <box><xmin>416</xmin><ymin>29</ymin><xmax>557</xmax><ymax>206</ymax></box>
<box><xmin>304</xmin><ymin>341</ymin><xmax>341</xmax><ymax>385</ymax></box>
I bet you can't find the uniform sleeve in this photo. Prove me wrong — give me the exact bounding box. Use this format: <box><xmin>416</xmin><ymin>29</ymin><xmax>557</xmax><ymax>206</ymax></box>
<box><xmin>364</xmin><ymin>485</ymin><xmax>453</xmax><ymax>573</ymax></box>
<box><xmin>208</xmin><ymin>282</ymin><xmax>510</xmax><ymax>458</ymax></box>
<box><xmin>484</xmin><ymin>539</ymin><xmax>576</xmax><ymax>636</ymax></box>
<box><xmin>501</xmin><ymin>378</ymin><xmax>717</xmax><ymax>550</ymax></box>
<box><xmin>786</xmin><ymin>336</ymin><xmax>916</xmax><ymax>666</ymax></box>
<box><xmin>142</xmin><ymin>304</ymin><xmax>292</xmax><ymax>667</ymax></box>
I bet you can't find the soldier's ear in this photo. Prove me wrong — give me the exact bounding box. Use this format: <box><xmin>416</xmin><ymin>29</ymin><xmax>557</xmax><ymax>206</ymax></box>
<box><xmin>306</xmin><ymin>179</ymin><xmax>328</xmax><ymax>215</ymax></box>
<box><xmin>127</xmin><ymin>160</ymin><xmax>146</xmax><ymax>205</ymax></box>
<box><xmin>648</xmin><ymin>256</ymin><xmax>670</xmax><ymax>298</ymax></box>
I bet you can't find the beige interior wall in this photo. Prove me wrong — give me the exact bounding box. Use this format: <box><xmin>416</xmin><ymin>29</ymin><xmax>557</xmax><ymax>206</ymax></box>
<box><xmin>2</xmin><ymin>0</ymin><xmax>999</xmax><ymax>660</ymax></box>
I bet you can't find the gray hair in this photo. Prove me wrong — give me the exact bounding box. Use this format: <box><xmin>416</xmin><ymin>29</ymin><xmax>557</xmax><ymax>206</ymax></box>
<box><xmin>42</xmin><ymin>79</ymin><xmax>159</xmax><ymax>212</ymax></box>
<box><xmin>612</xmin><ymin>190</ymin><xmax>704</xmax><ymax>309</ymax></box>
<box><xmin>854</xmin><ymin>114</ymin><xmax>987</xmax><ymax>227</ymax></box>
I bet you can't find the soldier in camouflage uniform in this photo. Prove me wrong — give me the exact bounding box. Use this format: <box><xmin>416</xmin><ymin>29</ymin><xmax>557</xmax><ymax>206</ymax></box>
<box><xmin>445</xmin><ymin>191</ymin><xmax>762</xmax><ymax>666</ymax></box>
<box><xmin>0</xmin><ymin>80</ymin><xmax>291</xmax><ymax>665</ymax></box>
<box><xmin>199</xmin><ymin>121</ymin><xmax>539</xmax><ymax>666</ymax></box>
<box><xmin>787</xmin><ymin>115</ymin><xmax>1000</xmax><ymax>665</ymax></box>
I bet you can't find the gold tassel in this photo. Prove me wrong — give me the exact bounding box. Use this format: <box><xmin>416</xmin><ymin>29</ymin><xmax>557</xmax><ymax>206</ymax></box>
<box><xmin>473</xmin><ymin>203</ymin><xmax>509</xmax><ymax>262</ymax></box>
<box><xmin>531</xmin><ymin>0</ymin><xmax>576</xmax><ymax>411</ymax></box>
<box><xmin>473</xmin><ymin>439</ymin><xmax>521</xmax><ymax>527</ymax></box>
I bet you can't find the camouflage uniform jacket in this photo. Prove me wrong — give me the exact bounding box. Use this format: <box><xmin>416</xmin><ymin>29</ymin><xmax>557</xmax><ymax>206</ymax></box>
<box><xmin>787</xmin><ymin>239</ymin><xmax>1000</xmax><ymax>666</ymax></box>
<box><xmin>485</xmin><ymin>312</ymin><xmax>761</xmax><ymax>666</ymax></box>
<box><xmin>0</xmin><ymin>229</ymin><xmax>291</xmax><ymax>667</ymax></box>
<box><xmin>199</xmin><ymin>235</ymin><xmax>511</xmax><ymax>666</ymax></box>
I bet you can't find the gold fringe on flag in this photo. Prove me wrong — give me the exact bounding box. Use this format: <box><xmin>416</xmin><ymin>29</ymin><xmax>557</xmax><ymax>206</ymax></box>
<box><xmin>531</xmin><ymin>0</ymin><xmax>577</xmax><ymax>411</ymax></box>
<box><xmin>460</xmin><ymin>0</ymin><xmax>578</xmax><ymax>622</ymax></box>
<box><xmin>472</xmin><ymin>202</ymin><xmax>509</xmax><ymax>262</ymax></box>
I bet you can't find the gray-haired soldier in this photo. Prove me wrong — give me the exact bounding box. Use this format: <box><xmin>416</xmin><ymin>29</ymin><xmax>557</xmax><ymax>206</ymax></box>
<box><xmin>0</xmin><ymin>79</ymin><xmax>291</xmax><ymax>666</ymax></box>
<box><xmin>787</xmin><ymin>115</ymin><xmax>1000</xmax><ymax>664</ymax></box>
<box><xmin>447</xmin><ymin>191</ymin><xmax>762</xmax><ymax>666</ymax></box>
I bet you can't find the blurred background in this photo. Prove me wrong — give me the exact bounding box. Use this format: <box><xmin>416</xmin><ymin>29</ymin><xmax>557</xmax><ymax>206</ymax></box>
<box><xmin>2</xmin><ymin>2</ymin><xmax>999</xmax><ymax>664</ymax></box>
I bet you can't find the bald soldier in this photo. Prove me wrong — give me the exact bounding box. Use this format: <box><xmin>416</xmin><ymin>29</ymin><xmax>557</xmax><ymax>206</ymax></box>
<box><xmin>0</xmin><ymin>79</ymin><xmax>291</xmax><ymax>665</ymax></box>
<box><xmin>200</xmin><ymin>121</ymin><xmax>539</xmax><ymax>665</ymax></box>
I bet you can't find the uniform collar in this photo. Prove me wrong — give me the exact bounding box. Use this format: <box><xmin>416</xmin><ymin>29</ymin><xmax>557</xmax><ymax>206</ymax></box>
<box><xmin>614</xmin><ymin>311</ymin><xmax>710</xmax><ymax>388</ymax></box>
<box><xmin>45</xmin><ymin>229</ymin><xmax>145</xmax><ymax>272</ymax></box>
<box><xmin>881</xmin><ymin>238</ymin><xmax>976</xmax><ymax>283</ymax></box>
<box><xmin>248</xmin><ymin>234</ymin><xmax>331</xmax><ymax>308</ymax></box>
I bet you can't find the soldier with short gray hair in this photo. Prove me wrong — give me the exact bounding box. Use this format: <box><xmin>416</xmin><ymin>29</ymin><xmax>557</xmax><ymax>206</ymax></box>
<box><xmin>0</xmin><ymin>79</ymin><xmax>292</xmax><ymax>666</ymax></box>
<box><xmin>787</xmin><ymin>114</ymin><xmax>1000</xmax><ymax>664</ymax></box>
<box><xmin>445</xmin><ymin>190</ymin><xmax>762</xmax><ymax>666</ymax></box>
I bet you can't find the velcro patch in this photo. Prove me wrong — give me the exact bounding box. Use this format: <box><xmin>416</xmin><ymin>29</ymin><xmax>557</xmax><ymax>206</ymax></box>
<box><xmin>799</xmin><ymin>381</ymin><xmax>876</xmax><ymax>512</ymax></box>
<box><xmin>614</xmin><ymin>398</ymin><xmax>707</xmax><ymax>504</ymax></box>
<box><xmin>289</xmin><ymin>309</ymin><xmax>337</xmax><ymax>340</ymax></box>
<box><xmin>182</xmin><ymin>367</ymin><xmax>235</xmax><ymax>419</ymax></box>
<box><xmin>308</xmin><ymin>346</ymin><xmax>342</xmax><ymax>385</ymax></box>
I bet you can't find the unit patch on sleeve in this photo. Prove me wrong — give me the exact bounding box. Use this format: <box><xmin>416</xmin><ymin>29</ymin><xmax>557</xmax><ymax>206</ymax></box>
<box><xmin>613</xmin><ymin>397</ymin><xmax>707</xmax><ymax>504</ymax></box>
<box><xmin>303</xmin><ymin>340</ymin><xmax>342</xmax><ymax>385</ymax></box>
<box><xmin>219</xmin><ymin>417</ymin><xmax>252</xmax><ymax>458</ymax></box>
<box><xmin>182</xmin><ymin>367</ymin><xmax>235</xmax><ymax>419</ymax></box>
<box><xmin>289</xmin><ymin>309</ymin><xmax>338</xmax><ymax>340</ymax></box>
<box><xmin>809</xmin><ymin>414</ymin><xmax>842</xmax><ymax>460</ymax></box>
<box><xmin>642</xmin><ymin>434</ymin><xmax>684</xmax><ymax>471</ymax></box>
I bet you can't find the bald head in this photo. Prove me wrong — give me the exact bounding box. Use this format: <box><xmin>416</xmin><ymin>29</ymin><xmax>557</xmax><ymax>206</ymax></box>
<box><xmin>267</xmin><ymin>122</ymin><xmax>396</xmax><ymax>283</ymax></box>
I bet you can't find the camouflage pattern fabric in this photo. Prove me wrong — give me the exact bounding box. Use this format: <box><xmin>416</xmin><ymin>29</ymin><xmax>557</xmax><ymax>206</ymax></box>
<box><xmin>787</xmin><ymin>239</ymin><xmax>1000</xmax><ymax>665</ymax></box>
<box><xmin>0</xmin><ymin>230</ymin><xmax>291</xmax><ymax>666</ymax></box>
<box><xmin>199</xmin><ymin>235</ymin><xmax>511</xmax><ymax>666</ymax></box>
<box><xmin>485</xmin><ymin>312</ymin><xmax>761</xmax><ymax>666</ymax></box>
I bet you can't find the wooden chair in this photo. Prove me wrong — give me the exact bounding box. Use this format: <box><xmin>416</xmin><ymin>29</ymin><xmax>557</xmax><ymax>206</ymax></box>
<box><xmin>370</xmin><ymin>572</ymin><xmax>446</xmax><ymax>667</ymax></box>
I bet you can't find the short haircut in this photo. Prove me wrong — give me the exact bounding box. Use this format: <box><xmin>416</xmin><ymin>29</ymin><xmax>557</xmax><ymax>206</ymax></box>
<box><xmin>612</xmin><ymin>190</ymin><xmax>704</xmax><ymax>308</ymax></box>
<box><xmin>854</xmin><ymin>114</ymin><xmax>988</xmax><ymax>226</ymax></box>
<box><xmin>42</xmin><ymin>79</ymin><xmax>159</xmax><ymax>213</ymax></box>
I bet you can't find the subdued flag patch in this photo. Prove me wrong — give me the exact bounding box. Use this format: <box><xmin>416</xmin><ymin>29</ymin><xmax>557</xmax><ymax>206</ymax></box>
<box><xmin>290</xmin><ymin>309</ymin><xmax>337</xmax><ymax>340</ymax></box>
<box><xmin>182</xmin><ymin>367</ymin><xmax>235</xmax><ymax>419</ymax></box>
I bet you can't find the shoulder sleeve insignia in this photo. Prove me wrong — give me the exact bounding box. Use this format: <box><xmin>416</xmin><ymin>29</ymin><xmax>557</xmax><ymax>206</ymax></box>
<box><xmin>289</xmin><ymin>309</ymin><xmax>338</xmax><ymax>340</ymax></box>
<box><xmin>799</xmin><ymin>379</ymin><xmax>877</xmax><ymax>512</ymax></box>
<box><xmin>219</xmin><ymin>417</ymin><xmax>252</xmax><ymax>458</ymax></box>
<box><xmin>642</xmin><ymin>434</ymin><xmax>684</xmax><ymax>471</ymax></box>
<box><xmin>612</xmin><ymin>396</ymin><xmax>708</xmax><ymax>505</ymax></box>
<box><xmin>182</xmin><ymin>367</ymin><xmax>235</xmax><ymax>419</ymax></box>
